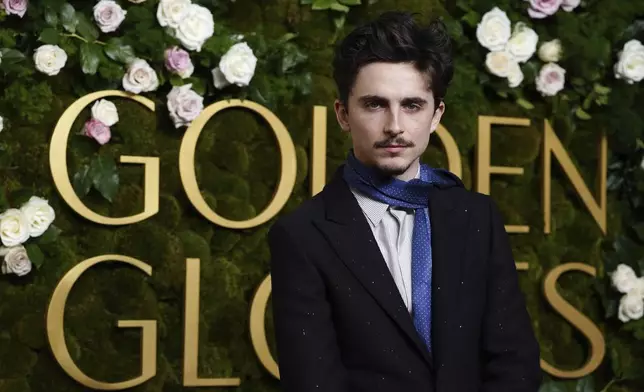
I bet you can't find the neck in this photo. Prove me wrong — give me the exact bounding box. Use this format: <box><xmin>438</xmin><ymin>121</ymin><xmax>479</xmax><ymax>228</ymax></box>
<box><xmin>393</xmin><ymin>160</ymin><xmax>420</xmax><ymax>182</ymax></box>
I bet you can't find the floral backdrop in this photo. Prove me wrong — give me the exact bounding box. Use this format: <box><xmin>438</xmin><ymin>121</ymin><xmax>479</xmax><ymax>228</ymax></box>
<box><xmin>0</xmin><ymin>0</ymin><xmax>644</xmax><ymax>391</ymax></box>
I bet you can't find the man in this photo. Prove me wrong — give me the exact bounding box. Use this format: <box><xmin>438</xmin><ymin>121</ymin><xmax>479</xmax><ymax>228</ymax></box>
<box><xmin>268</xmin><ymin>11</ymin><xmax>541</xmax><ymax>392</ymax></box>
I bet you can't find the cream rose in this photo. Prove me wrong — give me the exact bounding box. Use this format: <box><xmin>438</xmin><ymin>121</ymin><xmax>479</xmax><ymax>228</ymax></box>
<box><xmin>166</xmin><ymin>84</ymin><xmax>204</xmax><ymax>128</ymax></box>
<box><xmin>476</xmin><ymin>7</ymin><xmax>512</xmax><ymax>51</ymax></box>
<box><xmin>0</xmin><ymin>115</ymin><xmax>4</xmax><ymax>133</ymax></box>
<box><xmin>507</xmin><ymin>61</ymin><xmax>524</xmax><ymax>88</ymax></box>
<box><xmin>91</xmin><ymin>99</ymin><xmax>119</xmax><ymax>127</ymax></box>
<box><xmin>156</xmin><ymin>0</ymin><xmax>191</xmax><ymax>29</ymax></box>
<box><xmin>538</xmin><ymin>39</ymin><xmax>562</xmax><ymax>62</ymax></box>
<box><xmin>506</xmin><ymin>22</ymin><xmax>539</xmax><ymax>63</ymax></box>
<box><xmin>561</xmin><ymin>0</ymin><xmax>580</xmax><ymax>12</ymax></box>
<box><xmin>122</xmin><ymin>59</ymin><xmax>159</xmax><ymax>93</ymax></box>
<box><xmin>0</xmin><ymin>208</ymin><xmax>30</xmax><ymax>247</ymax></box>
<box><xmin>20</xmin><ymin>196</ymin><xmax>55</xmax><ymax>237</ymax></box>
<box><xmin>218</xmin><ymin>42</ymin><xmax>257</xmax><ymax>87</ymax></box>
<box><xmin>485</xmin><ymin>50</ymin><xmax>514</xmax><ymax>78</ymax></box>
<box><xmin>33</xmin><ymin>44</ymin><xmax>67</xmax><ymax>76</ymax></box>
<box><xmin>633</xmin><ymin>277</ymin><xmax>644</xmax><ymax>299</ymax></box>
<box><xmin>175</xmin><ymin>4</ymin><xmax>214</xmax><ymax>52</ymax></box>
<box><xmin>129</xmin><ymin>0</ymin><xmax>146</xmax><ymax>3</ymax></box>
<box><xmin>618</xmin><ymin>291</ymin><xmax>644</xmax><ymax>322</ymax></box>
<box><xmin>93</xmin><ymin>0</ymin><xmax>127</xmax><ymax>33</ymax></box>
<box><xmin>614</xmin><ymin>39</ymin><xmax>644</xmax><ymax>85</ymax></box>
<box><xmin>0</xmin><ymin>245</ymin><xmax>31</xmax><ymax>277</ymax></box>
<box><xmin>536</xmin><ymin>63</ymin><xmax>566</xmax><ymax>96</ymax></box>
<box><xmin>611</xmin><ymin>264</ymin><xmax>639</xmax><ymax>294</ymax></box>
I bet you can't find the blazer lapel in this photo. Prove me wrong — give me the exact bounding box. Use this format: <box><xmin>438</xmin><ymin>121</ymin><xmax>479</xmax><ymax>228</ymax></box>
<box><xmin>312</xmin><ymin>166</ymin><xmax>434</xmax><ymax>368</ymax></box>
<box><xmin>428</xmin><ymin>185</ymin><xmax>470</xmax><ymax>369</ymax></box>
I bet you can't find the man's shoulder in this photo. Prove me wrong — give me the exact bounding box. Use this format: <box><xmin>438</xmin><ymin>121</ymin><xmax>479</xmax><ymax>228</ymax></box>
<box><xmin>271</xmin><ymin>191</ymin><xmax>326</xmax><ymax>231</ymax></box>
<box><xmin>435</xmin><ymin>183</ymin><xmax>494</xmax><ymax>210</ymax></box>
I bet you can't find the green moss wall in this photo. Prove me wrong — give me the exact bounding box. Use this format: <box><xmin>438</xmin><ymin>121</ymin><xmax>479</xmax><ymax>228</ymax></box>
<box><xmin>1</xmin><ymin>0</ymin><xmax>644</xmax><ymax>391</ymax></box>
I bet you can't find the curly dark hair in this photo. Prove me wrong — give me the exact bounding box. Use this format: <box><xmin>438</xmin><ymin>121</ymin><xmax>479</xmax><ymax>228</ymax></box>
<box><xmin>332</xmin><ymin>11</ymin><xmax>454</xmax><ymax>108</ymax></box>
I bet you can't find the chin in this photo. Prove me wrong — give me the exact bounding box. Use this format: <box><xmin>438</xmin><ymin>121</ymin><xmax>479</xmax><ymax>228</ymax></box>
<box><xmin>374</xmin><ymin>157</ymin><xmax>413</xmax><ymax>177</ymax></box>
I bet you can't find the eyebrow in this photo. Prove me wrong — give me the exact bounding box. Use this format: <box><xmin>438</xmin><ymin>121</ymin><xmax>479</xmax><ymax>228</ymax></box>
<box><xmin>357</xmin><ymin>95</ymin><xmax>429</xmax><ymax>105</ymax></box>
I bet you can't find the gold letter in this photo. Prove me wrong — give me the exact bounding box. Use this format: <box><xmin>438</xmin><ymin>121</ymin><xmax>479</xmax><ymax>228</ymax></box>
<box><xmin>49</xmin><ymin>91</ymin><xmax>160</xmax><ymax>225</ymax></box>
<box><xmin>250</xmin><ymin>274</ymin><xmax>280</xmax><ymax>379</ymax></box>
<box><xmin>311</xmin><ymin>106</ymin><xmax>327</xmax><ymax>197</ymax></box>
<box><xmin>541</xmin><ymin>262</ymin><xmax>605</xmax><ymax>378</ymax></box>
<box><xmin>477</xmin><ymin>116</ymin><xmax>531</xmax><ymax>234</ymax></box>
<box><xmin>184</xmin><ymin>258</ymin><xmax>241</xmax><ymax>386</ymax></box>
<box><xmin>180</xmin><ymin>100</ymin><xmax>297</xmax><ymax>229</ymax></box>
<box><xmin>543</xmin><ymin>120</ymin><xmax>607</xmax><ymax>234</ymax></box>
<box><xmin>47</xmin><ymin>255</ymin><xmax>156</xmax><ymax>390</ymax></box>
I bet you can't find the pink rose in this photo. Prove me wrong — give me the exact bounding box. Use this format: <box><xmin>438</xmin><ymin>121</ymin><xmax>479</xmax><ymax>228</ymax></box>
<box><xmin>3</xmin><ymin>0</ymin><xmax>28</xmax><ymax>18</ymax></box>
<box><xmin>526</xmin><ymin>0</ymin><xmax>562</xmax><ymax>18</ymax></box>
<box><xmin>83</xmin><ymin>118</ymin><xmax>111</xmax><ymax>145</ymax></box>
<box><xmin>164</xmin><ymin>46</ymin><xmax>194</xmax><ymax>79</ymax></box>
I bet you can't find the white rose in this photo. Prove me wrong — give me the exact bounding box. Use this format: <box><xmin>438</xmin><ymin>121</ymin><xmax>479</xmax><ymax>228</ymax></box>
<box><xmin>20</xmin><ymin>196</ymin><xmax>56</xmax><ymax>238</ymax></box>
<box><xmin>122</xmin><ymin>59</ymin><xmax>159</xmax><ymax>94</ymax></box>
<box><xmin>536</xmin><ymin>63</ymin><xmax>566</xmax><ymax>96</ymax></box>
<box><xmin>129</xmin><ymin>0</ymin><xmax>146</xmax><ymax>3</ymax></box>
<box><xmin>175</xmin><ymin>4</ymin><xmax>214</xmax><ymax>52</ymax></box>
<box><xmin>614</xmin><ymin>39</ymin><xmax>644</xmax><ymax>85</ymax></box>
<box><xmin>0</xmin><ymin>115</ymin><xmax>3</xmax><ymax>133</ymax></box>
<box><xmin>218</xmin><ymin>42</ymin><xmax>257</xmax><ymax>87</ymax></box>
<box><xmin>93</xmin><ymin>0</ymin><xmax>127</xmax><ymax>33</ymax></box>
<box><xmin>611</xmin><ymin>264</ymin><xmax>639</xmax><ymax>294</ymax></box>
<box><xmin>476</xmin><ymin>7</ymin><xmax>512</xmax><ymax>51</ymax></box>
<box><xmin>485</xmin><ymin>50</ymin><xmax>514</xmax><ymax>78</ymax></box>
<box><xmin>33</xmin><ymin>44</ymin><xmax>67</xmax><ymax>76</ymax></box>
<box><xmin>561</xmin><ymin>0</ymin><xmax>580</xmax><ymax>12</ymax></box>
<box><xmin>618</xmin><ymin>291</ymin><xmax>644</xmax><ymax>322</ymax></box>
<box><xmin>91</xmin><ymin>99</ymin><xmax>119</xmax><ymax>127</ymax></box>
<box><xmin>166</xmin><ymin>84</ymin><xmax>204</xmax><ymax>128</ymax></box>
<box><xmin>211</xmin><ymin>67</ymin><xmax>230</xmax><ymax>89</ymax></box>
<box><xmin>0</xmin><ymin>50</ymin><xmax>3</xmax><ymax>66</ymax></box>
<box><xmin>633</xmin><ymin>277</ymin><xmax>644</xmax><ymax>298</ymax></box>
<box><xmin>0</xmin><ymin>245</ymin><xmax>32</xmax><ymax>277</ymax></box>
<box><xmin>507</xmin><ymin>61</ymin><xmax>524</xmax><ymax>88</ymax></box>
<box><xmin>506</xmin><ymin>22</ymin><xmax>539</xmax><ymax>63</ymax></box>
<box><xmin>0</xmin><ymin>209</ymin><xmax>30</xmax><ymax>247</ymax></box>
<box><xmin>538</xmin><ymin>39</ymin><xmax>562</xmax><ymax>62</ymax></box>
<box><xmin>157</xmin><ymin>0</ymin><xmax>191</xmax><ymax>29</ymax></box>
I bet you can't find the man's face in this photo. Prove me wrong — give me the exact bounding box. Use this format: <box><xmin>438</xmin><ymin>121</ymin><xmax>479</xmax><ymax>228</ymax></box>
<box><xmin>334</xmin><ymin>62</ymin><xmax>445</xmax><ymax>181</ymax></box>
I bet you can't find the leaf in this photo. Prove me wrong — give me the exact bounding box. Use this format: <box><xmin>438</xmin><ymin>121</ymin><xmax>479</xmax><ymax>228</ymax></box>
<box><xmin>281</xmin><ymin>44</ymin><xmax>308</xmax><ymax>73</ymax></box>
<box><xmin>25</xmin><ymin>244</ymin><xmax>45</xmax><ymax>269</ymax></box>
<box><xmin>329</xmin><ymin>2</ymin><xmax>350</xmax><ymax>12</ymax></box>
<box><xmin>38</xmin><ymin>225</ymin><xmax>62</xmax><ymax>244</ymax></box>
<box><xmin>45</xmin><ymin>8</ymin><xmax>59</xmax><ymax>27</ymax></box>
<box><xmin>76</xmin><ymin>12</ymin><xmax>100</xmax><ymax>42</ymax></box>
<box><xmin>104</xmin><ymin>38</ymin><xmax>136</xmax><ymax>64</ymax></box>
<box><xmin>80</xmin><ymin>43</ymin><xmax>101</xmax><ymax>75</ymax></box>
<box><xmin>575</xmin><ymin>107</ymin><xmax>592</xmax><ymax>120</ymax></box>
<box><xmin>605</xmin><ymin>298</ymin><xmax>618</xmax><ymax>319</ymax></box>
<box><xmin>311</xmin><ymin>0</ymin><xmax>337</xmax><ymax>10</ymax></box>
<box><xmin>338</xmin><ymin>0</ymin><xmax>360</xmax><ymax>5</ymax></box>
<box><xmin>169</xmin><ymin>74</ymin><xmax>186</xmax><ymax>87</ymax></box>
<box><xmin>538</xmin><ymin>381</ymin><xmax>567</xmax><ymax>392</ymax></box>
<box><xmin>72</xmin><ymin>164</ymin><xmax>93</xmax><ymax>197</ymax></box>
<box><xmin>461</xmin><ymin>10</ymin><xmax>480</xmax><ymax>28</ymax></box>
<box><xmin>593</xmin><ymin>83</ymin><xmax>611</xmax><ymax>95</ymax></box>
<box><xmin>89</xmin><ymin>155</ymin><xmax>119</xmax><ymax>203</ymax></box>
<box><xmin>186</xmin><ymin>77</ymin><xmax>206</xmax><ymax>95</ymax></box>
<box><xmin>516</xmin><ymin>98</ymin><xmax>535</xmax><ymax>110</ymax></box>
<box><xmin>334</xmin><ymin>14</ymin><xmax>346</xmax><ymax>30</ymax></box>
<box><xmin>60</xmin><ymin>3</ymin><xmax>78</xmax><ymax>33</ymax></box>
<box><xmin>576</xmin><ymin>376</ymin><xmax>594</xmax><ymax>392</ymax></box>
<box><xmin>38</xmin><ymin>28</ymin><xmax>60</xmax><ymax>45</ymax></box>
<box><xmin>0</xmin><ymin>49</ymin><xmax>26</xmax><ymax>65</ymax></box>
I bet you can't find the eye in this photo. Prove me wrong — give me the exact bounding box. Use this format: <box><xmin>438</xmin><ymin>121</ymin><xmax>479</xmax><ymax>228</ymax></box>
<box><xmin>404</xmin><ymin>103</ymin><xmax>422</xmax><ymax>111</ymax></box>
<box><xmin>365</xmin><ymin>101</ymin><xmax>382</xmax><ymax>110</ymax></box>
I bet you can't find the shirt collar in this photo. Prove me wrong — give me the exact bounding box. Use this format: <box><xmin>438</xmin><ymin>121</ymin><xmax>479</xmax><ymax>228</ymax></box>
<box><xmin>349</xmin><ymin>164</ymin><xmax>421</xmax><ymax>227</ymax></box>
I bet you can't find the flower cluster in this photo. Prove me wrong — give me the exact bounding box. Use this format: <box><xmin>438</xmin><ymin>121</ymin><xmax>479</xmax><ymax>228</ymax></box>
<box><xmin>477</xmin><ymin>7</ymin><xmax>567</xmax><ymax>96</ymax></box>
<box><xmin>614</xmin><ymin>40</ymin><xmax>644</xmax><ymax>85</ymax></box>
<box><xmin>82</xmin><ymin>99</ymin><xmax>119</xmax><ymax>145</ymax></box>
<box><xmin>611</xmin><ymin>264</ymin><xmax>644</xmax><ymax>323</ymax></box>
<box><xmin>157</xmin><ymin>0</ymin><xmax>214</xmax><ymax>52</ymax></box>
<box><xmin>525</xmin><ymin>0</ymin><xmax>580</xmax><ymax>19</ymax></box>
<box><xmin>0</xmin><ymin>196</ymin><xmax>56</xmax><ymax>277</ymax></box>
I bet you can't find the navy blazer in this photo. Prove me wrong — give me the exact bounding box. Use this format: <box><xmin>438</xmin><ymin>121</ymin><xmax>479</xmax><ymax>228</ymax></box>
<box><xmin>268</xmin><ymin>164</ymin><xmax>541</xmax><ymax>392</ymax></box>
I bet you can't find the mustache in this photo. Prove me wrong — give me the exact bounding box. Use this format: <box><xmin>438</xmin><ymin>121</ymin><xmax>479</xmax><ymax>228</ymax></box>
<box><xmin>374</xmin><ymin>138</ymin><xmax>415</xmax><ymax>148</ymax></box>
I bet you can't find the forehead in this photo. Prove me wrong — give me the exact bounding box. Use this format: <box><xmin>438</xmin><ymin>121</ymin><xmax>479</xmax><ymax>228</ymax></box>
<box><xmin>351</xmin><ymin>62</ymin><xmax>432</xmax><ymax>100</ymax></box>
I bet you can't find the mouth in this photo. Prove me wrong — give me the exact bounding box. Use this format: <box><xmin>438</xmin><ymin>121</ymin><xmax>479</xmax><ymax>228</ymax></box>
<box><xmin>380</xmin><ymin>145</ymin><xmax>408</xmax><ymax>153</ymax></box>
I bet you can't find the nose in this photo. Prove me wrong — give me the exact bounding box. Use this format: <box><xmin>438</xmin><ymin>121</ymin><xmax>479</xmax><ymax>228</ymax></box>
<box><xmin>384</xmin><ymin>109</ymin><xmax>403</xmax><ymax>136</ymax></box>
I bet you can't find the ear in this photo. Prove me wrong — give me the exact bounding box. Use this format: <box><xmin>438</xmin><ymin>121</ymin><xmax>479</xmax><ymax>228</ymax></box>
<box><xmin>430</xmin><ymin>100</ymin><xmax>446</xmax><ymax>134</ymax></box>
<box><xmin>334</xmin><ymin>99</ymin><xmax>351</xmax><ymax>132</ymax></box>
